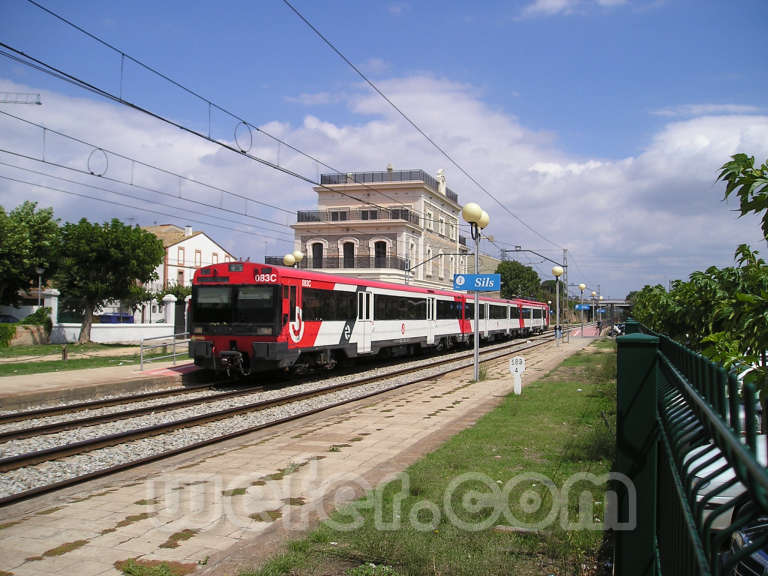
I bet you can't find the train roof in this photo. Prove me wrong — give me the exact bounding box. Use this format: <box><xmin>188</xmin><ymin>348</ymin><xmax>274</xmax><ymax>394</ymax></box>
<box><xmin>194</xmin><ymin>261</ymin><xmax>547</xmax><ymax>308</ymax></box>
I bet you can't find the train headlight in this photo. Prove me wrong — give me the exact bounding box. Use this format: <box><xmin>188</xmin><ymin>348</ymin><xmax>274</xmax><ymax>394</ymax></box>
<box><xmin>256</xmin><ymin>327</ymin><xmax>272</xmax><ymax>335</ymax></box>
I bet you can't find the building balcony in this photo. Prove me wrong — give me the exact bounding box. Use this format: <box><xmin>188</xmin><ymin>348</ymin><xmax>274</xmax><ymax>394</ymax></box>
<box><xmin>320</xmin><ymin>169</ymin><xmax>459</xmax><ymax>204</ymax></box>
<box><xmin>266</xmin><ymin>255</ymin><xmax>409</xmax><ymax>271</ymax></box>
<box><xmin>296</xmin><ymin>207</ymin><xmax>420</xmax><ymax>227</ymax></box>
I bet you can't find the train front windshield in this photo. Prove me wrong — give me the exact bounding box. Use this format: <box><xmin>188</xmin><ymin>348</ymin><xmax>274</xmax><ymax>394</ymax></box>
<box><xmin>193</xmin><ymin>285</ymin><xmax>279</xmax><ymax>328</ymax></box>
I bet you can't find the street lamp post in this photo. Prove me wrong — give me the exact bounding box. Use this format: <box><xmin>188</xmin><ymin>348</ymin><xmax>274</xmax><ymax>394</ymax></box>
<box><xmin>578</xmin><ymin>283</ymin><xmax>586</xmax><ymax>337</ymax></box>
<box><xmin>598</xmin><ymin>295</ymin><xmax>604</xmax><ymax>333</ymax></box>
<box><xmin>35</xmin><ymin>266</ymin><xmax>45</xmax><ymax>307</ymax></box>
<box><xmin>462</xmin><ymin>202</ymin><xmax>489</xmax><ymax>382</ymax></box>
<box><xmin>552</xmin><ymin>266</ymin><xmax>564</xmax><ymax>345</ymax></box>
<box><xmin>591</xmin><ymin>290</ymin><xmax>597</xmax><ymax>329</ymax></box>
<box><xmin>292</xmin><ymin>250</ymin><xmax>304</xmax><ymax>268</ymax></box>
<box><xmin>283</xmin><ymin>250</ymin><xmax>304</xmax><ymax>268</ymax></box>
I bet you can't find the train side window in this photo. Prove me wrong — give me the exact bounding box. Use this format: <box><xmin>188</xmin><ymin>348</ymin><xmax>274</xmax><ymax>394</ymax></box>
<box><xmin>289</xmin><ymin>286</ymin><xmax>296</xmax><ymax>322</ymax></box>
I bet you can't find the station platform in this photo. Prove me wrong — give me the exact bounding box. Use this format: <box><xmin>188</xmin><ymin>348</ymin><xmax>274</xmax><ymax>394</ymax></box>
<box><xmin>0</xmin><ymin>360</ymin><xmax>202</xmax><ymax>411</ymax></box>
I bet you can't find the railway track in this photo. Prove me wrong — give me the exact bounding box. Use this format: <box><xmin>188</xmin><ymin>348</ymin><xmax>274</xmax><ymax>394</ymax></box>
<box><xmin>0</xmin><ymin>332</ymin><xmax>555</xmax><ymax>506</ymax></box>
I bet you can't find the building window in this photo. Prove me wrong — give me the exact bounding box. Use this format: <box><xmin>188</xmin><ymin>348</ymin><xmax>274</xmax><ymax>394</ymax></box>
<box><xmin>312</xmin><ymin>242</ymin><xmax>324</xmax><ymax>268</ymax></box>
<box><xmin>177</xmin><ymin>247</ymin><xmax>185</xmax><ymax>265</ymax></box>
<box><xmin>438</xmin><ymin>251</ymin><xmax>444</xmax><ymax>279</ymax></box>
<box><xmin>330</xmin><ymin>210</ymin><xmax>348</xmax><ymax>222</ymax></box>
<box><xmin>426</xmin><ymin>247</ymin><xmax>433</xmax><ymax>276</ymax></box>
<box><xmin>449</xmin><ymin>222</ymin><xmax>455</xmax><ymax>240</ymax></box>
<box><xmin>224</xmin><ymin>254</ymin><xmax>231</xmax><ymax>263</ymax></box>
<box><xmin>194</xmin><ymin>250</ymin><xmax>202</xmax><ymax>267</ymax></box>
<box><xmin>212</xmin><ymin>253</ymin><xmax>219</xmax><ymax>264</ymax></box>
<box><xmin>439</xmin><ymin>217</ymin><xmax>445</xmax><ymax>236</ymax></box>
<box><xmin>374</xmin><ymin>241</ymin><xmax>387</xmax><ymax>268</ymax></box>
<box><xmin>450</xmin><ymin>256</ymin><xmax>455</xmax><ymax>278</ymax></box>
<box><xmin>343</xmin><ymin>242</ymin><xmax>355</xmax><ymax>268</ymax></box>
<box><xmin>426</xmin><ymin>210</ymin><xmax>433</xmax><ymax>231</ymax></box>
<box><xmin>177</xmin><ymin>269</ymin><xmax>184</xmax><ymax>285</ymax></box>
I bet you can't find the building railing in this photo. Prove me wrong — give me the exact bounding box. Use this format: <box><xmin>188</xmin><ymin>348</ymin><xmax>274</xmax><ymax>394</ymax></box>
<box><xmin>320</xmin><ymin>169</ymin><xmax>459</xmax><ymax>204</ymax></box>
<box><xmin>615</xmin><ymin>320</ymin><xmax>768</xmax><ymax>575</ymax></box>
<box><xmin>266</xmin><ymin>255</ymin><xmax>409</xmax><ymax>271</ymax></box>
<box><xmin>297</xmin><ymin>207</ymin><xmax>420</xmax><ymax>226</ymax></box>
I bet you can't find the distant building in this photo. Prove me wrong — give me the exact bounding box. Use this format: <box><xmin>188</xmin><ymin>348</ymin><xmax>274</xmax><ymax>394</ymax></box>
<box><xmin>143</xmin><ymin>224</ymin><xmax>234</xmax><ymax>291</ymax></box>
<box><xmin>275</xmin><ymin>167</ymin><xmax>471</xmax><ymax>290</ymax></box>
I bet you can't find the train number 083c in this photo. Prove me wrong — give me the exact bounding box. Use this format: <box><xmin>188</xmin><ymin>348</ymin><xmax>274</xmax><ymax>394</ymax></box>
<box><xmin>255</xmin><ymin>273</ymin><xmax>278</xmax><ymax>283</ymax></box>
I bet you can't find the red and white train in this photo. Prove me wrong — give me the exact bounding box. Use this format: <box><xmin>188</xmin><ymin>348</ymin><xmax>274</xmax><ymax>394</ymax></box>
<box><xmin>189</xmin><ymin>262</ymin><xmax>549</xmax><ymax>375</ymax></box>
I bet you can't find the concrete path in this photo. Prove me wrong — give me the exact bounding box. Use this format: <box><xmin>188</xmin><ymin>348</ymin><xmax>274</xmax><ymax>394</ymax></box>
<box><xmin>0</xmin><ymin>336</ymin><xmax>598</xmax><ymax>576</ymax></box>
<box><xmin>0</xmin><ymin>360</ymin><xmax>200</xmax><ymax>411</ymax></box>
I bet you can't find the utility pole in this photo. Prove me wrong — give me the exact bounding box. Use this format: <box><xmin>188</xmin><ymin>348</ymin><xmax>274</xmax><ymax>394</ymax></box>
<box><xmin>562</xmin><ymin>248</ymin><xmax>569</xmax><ymax>343</ymax></box>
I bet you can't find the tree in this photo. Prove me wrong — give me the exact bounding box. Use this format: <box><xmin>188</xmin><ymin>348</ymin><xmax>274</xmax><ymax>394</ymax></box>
<box><xmin>718</xmin><ymin>153</ymin><xmax>768</xmax><ymax>238</ymax></box>
<box><xmin>56</xmin><ymin>218</ymin><xmax>164</xmax><ymax>343</ymax></box>
<box><xmin>0</xmin><ymin>201</ymin><xmax>59</xmax><ymax>305</ymax></box>
<box><xmin>496</xmin><ymin>260</ymin><xmax>541</xmax><ymax>300</ymax></box>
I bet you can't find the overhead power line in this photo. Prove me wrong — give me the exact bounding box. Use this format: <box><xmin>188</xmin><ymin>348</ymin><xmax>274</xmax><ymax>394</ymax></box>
<box><xmin>0</xmin><ymin>173</ymin><xmax>282</xmax><ymax>243</ymax></box>
<box><xmin>0</xmin><ymin>111</ymin><xmax>293</xmax><ymax>233</ymax></box>
<box><xmin>15</xmin><ymin>0</ymin><xmax>446</xmax><ymax>223</ymax></box>
<box><xmin>0</xmin><ymin>158</ymin><xmax>294</xmax><ymax>241</ymax></box>
<box><xmin>282</xmin><ymin>0</ymin><xmax>563</xmax><ymax>250</ymax></box>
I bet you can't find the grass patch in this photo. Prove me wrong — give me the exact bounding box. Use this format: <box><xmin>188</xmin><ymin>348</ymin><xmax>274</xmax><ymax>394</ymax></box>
<box><xmin>133</xmin><ymin>498</ymin><xmax>159</xmax><ymax>506</ymax></box>
<box><xmin>115</xmin><ymin>558</ymin><xmax>197</xmax><ymax>576</ymax></box>
<box><xmin>41</xmin><ymin>539</ymin><xmax>89</xmax><ymax>557</ymax></box>
<box><xmin>0</xmin><ymin>342</ymin><xmax>132</xmax><ymax>358</ymax></box>
<box><xmin>250</xmin><ymin>508</ymin><xmax>283</xmax><ymax>522</ymax></box>
<box><xmin>35</xmin><ymin>506</ymin><xmax>62</xmax><ymax>515</ymax></box>
<box><xmin>115</xmin><ymin>512</ymin><xmax>157</xmax><ymax>528</ymax></box>
<box><xmin>243</xmin><ymin>341</ymin><xmax>616</xmax><ymax>576</ymax></box>
<box><xmin>223</xmin><ymin>487</ymin><xmax>248</xmax><ymax>496</ymax></box>
<box><xmin>159</xmin><ymin>529</ymin><xmax>198</xmax><ymax>549</ymax></box>
<box><xmin>0</xmin><ymin>352</ymin><xmax>189</xmax><ymax>376</ymax></box>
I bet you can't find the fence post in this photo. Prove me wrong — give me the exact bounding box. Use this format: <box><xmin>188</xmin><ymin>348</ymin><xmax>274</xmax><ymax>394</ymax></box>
<box><xmin>615</xmin><ymin>333</ymin><xmax>659</xmax><ymax>576</ymax></box>
<box><xmin>624</xmin><ymin>318</ymin><xmax>641</xmax><ymax>334</ymax></box>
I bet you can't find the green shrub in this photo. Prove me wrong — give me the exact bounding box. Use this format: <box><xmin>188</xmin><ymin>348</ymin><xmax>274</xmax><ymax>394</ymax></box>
<box><xmin>0</xmin><ymin>324</ymin><xmax>16</xmax><ymax>347</ymax></box>
<box><xmin>21</xmin><ymin>307</ymin><xmax>53</xmax><ymax>333</ymax></box>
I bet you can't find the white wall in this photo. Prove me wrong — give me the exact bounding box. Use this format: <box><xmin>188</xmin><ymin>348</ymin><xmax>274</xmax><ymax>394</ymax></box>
<box><xmin>50</xmin><ymin>323</ymin><xmax>176</xmax><ymax>344</ymax></box>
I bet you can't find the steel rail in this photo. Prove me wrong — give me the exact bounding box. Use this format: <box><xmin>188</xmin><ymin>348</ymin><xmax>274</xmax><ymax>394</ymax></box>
<box><xmin>0</xmin><ymin>334</ymin><xmax>555</xmax><ymax>507</ymax></box>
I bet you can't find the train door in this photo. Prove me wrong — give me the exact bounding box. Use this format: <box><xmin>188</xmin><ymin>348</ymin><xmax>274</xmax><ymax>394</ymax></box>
<box><xmin>426</xmin><ymin>297</ymin><xmax>436</xmax><ymax>344</ymax></box>
<box><xmin>357</xmin><ymin>290</ymin><xmax>372</xmax><ymax>353</ymax></box>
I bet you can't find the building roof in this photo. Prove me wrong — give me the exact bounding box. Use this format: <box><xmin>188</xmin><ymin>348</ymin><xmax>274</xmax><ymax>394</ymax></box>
<box><xmin>142</xmin><ymin>224</ymin><xmax>201</xmax><ymax>248</ymax></box>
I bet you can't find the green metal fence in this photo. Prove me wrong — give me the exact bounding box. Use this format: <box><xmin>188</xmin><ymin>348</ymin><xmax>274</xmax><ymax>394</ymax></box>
<box><xmin>616</xmin><ymin>320</ymin><xmax>768</xmax><ymax>575</ymax></box>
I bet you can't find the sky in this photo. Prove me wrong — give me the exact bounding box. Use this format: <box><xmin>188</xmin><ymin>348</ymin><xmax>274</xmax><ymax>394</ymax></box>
<box><xmin>1</xmin><ymin>0</ymin><xmax>767</xmax><ymax>299</ymax></box>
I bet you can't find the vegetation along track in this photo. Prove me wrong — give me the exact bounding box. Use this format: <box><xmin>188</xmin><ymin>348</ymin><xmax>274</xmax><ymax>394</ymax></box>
<box><xmin>0</xmin><ymin>332</ymin><xmax>553</xmax><ymax>506</ymax></box>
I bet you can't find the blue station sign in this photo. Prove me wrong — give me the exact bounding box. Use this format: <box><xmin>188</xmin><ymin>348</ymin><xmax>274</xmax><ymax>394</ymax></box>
<box><xmin>453</xmin><ymin>273</ymin><xmax>501</xmax><ymax>292</ymax></box>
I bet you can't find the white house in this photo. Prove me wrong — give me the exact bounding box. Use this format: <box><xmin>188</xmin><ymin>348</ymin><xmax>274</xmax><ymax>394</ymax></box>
<box><xmin>143</xmin><ymin>224</ymin><xmax>234</xmax><ymax>291</ymax></box>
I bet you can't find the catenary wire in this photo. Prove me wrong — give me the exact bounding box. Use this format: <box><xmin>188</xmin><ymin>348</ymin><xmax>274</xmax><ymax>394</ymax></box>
<box><xmin>13</xmin><ymin>2</ymin><xmax>445</xmax><ymax>224</ymax></box>
<box><xmin>0</xmin><ymin>158</ymin><xmax>295</xmax><ymax>241</ymax></box>
<box><xmin>0</xmin><ymin>173</ymin><xmax>285</xmax><ymax>244</ymax></box>
<box><xmin>282</xmin><ymin>0</ymin><xmax>564</xmax><ymax>251</ymax></box>
<box><xmin>0</xmin><ymin>148</ymin><xmax>292</xmax><ymax>235</ymax></box>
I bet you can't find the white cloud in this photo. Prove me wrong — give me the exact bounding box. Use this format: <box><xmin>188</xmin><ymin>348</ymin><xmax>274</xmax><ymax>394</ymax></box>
<box><xmin>521</xmin><ymin>0</ymin><xmax>580</xmax><ymax>17</ymax></box>
<box><xmin>651</xmin><ymin>104</ymin><xmax>762</xmax><ymax>117</ymax></box>
<box><xmin>285</xmin><ymin>92</ymin><xmax>340</xmax><ymax>106</ymax></box>
<box><xmin>364</xmin><ymin>58</ymin><xmax>391</xmax><ymax>76</ymax></box>
<box><xmin>387</xmin><ymin>3</ymin><xmax>411</xmax><ymax>16</ymax></box>
<box><xmin>2</xmin><ymin>76</ymin><xmax>767</xmax><ymax>299</ymax></box>
<box><xmin>519</xmin><ymin>0</ymin><xmax>628</xmax><ymax>17</ymax></box>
